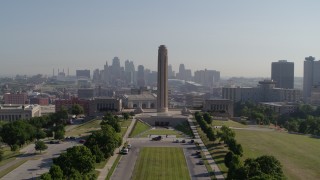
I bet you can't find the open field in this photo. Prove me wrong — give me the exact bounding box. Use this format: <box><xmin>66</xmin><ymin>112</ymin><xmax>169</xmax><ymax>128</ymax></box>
<box><xmin>65</xmin><ymin>119</ymin><xmax>102</xmax><ymax>136</ymax></box>
<box><xmin>119</xmin><ymin>119</ymin><xmax>132</xmax><ymax>137</ymax></box>
<box><xmin>212</xmin><ymin>120</ymin><xmax>246</xmax><ymax>128</ymax></box>
<box><xmin>235</xmin><ymin>129</ymin><xmax>320</xmax><ymax>180</ymax></box>
<box><xmin>131</xmin><ymin>147</ymin><xmax>190</xmax><ymax>180</ymax></box>
<box><xmin>129</xmin><ymin>120</ymin><xmax>150</xmax><ymax>137</ymax></box>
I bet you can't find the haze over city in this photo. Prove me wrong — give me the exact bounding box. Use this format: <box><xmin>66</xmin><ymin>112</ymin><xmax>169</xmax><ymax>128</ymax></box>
<box><xmin>1</xmin><ymin>0</ymin><xmax>320</xmax><ymax>77</ymax></box>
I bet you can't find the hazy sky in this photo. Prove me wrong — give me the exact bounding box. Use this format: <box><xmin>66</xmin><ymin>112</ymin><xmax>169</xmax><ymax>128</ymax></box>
<box><xmin>1</xmin><ymin>1</ymin><xmax>320</xmax><ymax>77</ymax></box>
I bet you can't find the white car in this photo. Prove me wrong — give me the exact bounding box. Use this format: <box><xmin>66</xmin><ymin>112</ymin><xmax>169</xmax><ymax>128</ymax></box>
<box><xmin>127</xmin><ymin>144</ymin><xmax>132</xmax><ymax>149</ymax></box>
<box><xmin>121</xmin><ymin>148</ymin><xmax>129</xmax><ymax>154</ymax></box>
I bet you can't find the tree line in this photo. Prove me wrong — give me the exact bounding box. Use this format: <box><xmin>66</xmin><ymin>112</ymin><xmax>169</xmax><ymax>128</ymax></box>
<box><xmin>235</xmin><ymin>101</ymin><xmax>320</xmax><ymax>136</ymax></box>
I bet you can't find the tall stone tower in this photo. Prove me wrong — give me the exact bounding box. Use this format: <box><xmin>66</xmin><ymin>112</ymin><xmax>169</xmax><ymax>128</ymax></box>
<box><xmin>157</xmin><ymin>45</ymin><xmax>168</xmax><ymax>112</ymax></box>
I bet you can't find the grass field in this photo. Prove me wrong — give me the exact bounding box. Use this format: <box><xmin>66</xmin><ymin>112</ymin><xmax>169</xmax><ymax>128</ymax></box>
<box><xmin>234</xmin><ymin>129</ymin><xmax>320</xmax><ymax>180</ymax></box>
<box><xmin>175</xmin><ymin>121</ymin><xmax>194</xmax><ymax>138</ymax></box>
<box><xmin>129</xmin><ymin>120</ymin><xmax>150</xmax><ymax>137</ymax></box>
<box><xmin>131</xmin><ymin>147</ymin><xmax>190</xmax><ymax>180</ymax></box>
<box><xmin>212</xmin><ymin>120</ymin><xmax>246</xmax><ymax>128</ymax></box>
<box><xmin>65</xmin><ymin>119</ymin><xmax>102</xmax><ymax>136</ymax></box>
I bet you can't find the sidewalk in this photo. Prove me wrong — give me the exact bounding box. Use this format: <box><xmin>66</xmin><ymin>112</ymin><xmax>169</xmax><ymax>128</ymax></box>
<box><xmin>188</xmin><ymin>117</ymin><xmax>225</xmax><ymax>180</ymax></box>
<box><xmin>96</xmin><ymin>118</ymin><xmax>137</xmax><ymax>180</ymax></box>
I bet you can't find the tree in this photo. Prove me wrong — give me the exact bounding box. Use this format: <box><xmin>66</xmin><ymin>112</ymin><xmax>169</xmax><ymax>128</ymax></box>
<box><xmin>70</xmin><ymin>104</ymin><xmax>84</xmax><ymax>116</ymax></box>
<box><xmin>36</xmin><ymin>129</ymin><xmax>47</xmax><ymax>140</ymax></box>
<box><xmin>53</xmin><ymin>146</ymin><xmax>95</xmax><ymax>177</ymax></box>
<box><xmin>203</xmin><ymin>112</ymin><xmax>213</xmax><ymax>124</ymax></box>
<box><xmin>206</xmin><ymin>127</ymin><xmax>216</xmax><ymax>141</ymax></box>
<box><xmin>35</xmin><ymin>140</ymin><xmax>48</xmax><ymax>153</ymax></box>
<box><xmin>101</xmin><ymin>115</ymin><xmax>121</xmax><ymax>133</ymax></box>
<box><xmin>85</xmin><ymin>124</ymin><xmax>122</xmax><ymax>158</ymax></box>
<box><xmin>0</xmin><ymin>120</ymin><xmax>36</xmax><ymax>150</ymax></box>
<box><xmin>224</xmin><ymin>151</ymin><xmax>235</xmax><ymax>168</ymax></box>
<box><xmin>54</xmin><ymin>130</ymin><xmax>65</xmax><ymax>140</ymax></box>
<box><xmin>218</xmin><ymin>125</ymin><xmax>235</xmax><ymax>144</ymax></box>
<box><xmin>40</xmin><ymin>173</ymin><xmax>52</xmax><ymax>180</ymax></box>
<box><xmin>49</xmin><ymin>164</ymin><xmax>63</xmax><ymax>179</ymax></box>
<box><xmin>122</xmin><ymin>112</ymin><xmax>130</xmax><ymax>120</ymax></box>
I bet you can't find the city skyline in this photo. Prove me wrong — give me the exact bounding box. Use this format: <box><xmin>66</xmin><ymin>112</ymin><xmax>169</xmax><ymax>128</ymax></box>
<box><xmin>1</xmin><ymin>1</ymin><xmax>320</xmax><ymax>77</ymax></box>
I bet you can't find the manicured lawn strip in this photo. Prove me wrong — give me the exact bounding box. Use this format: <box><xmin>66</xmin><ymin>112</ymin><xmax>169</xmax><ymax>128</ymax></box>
<box><xmin>65</xmin><ymin>119</ymin><xmax>102</xmax><ymax>136</ymax></box>
<box><xmin>95</xmin><ymin>158</ymin><xmax>109</xmax><ymax>169</ymax></box>
<box><xmin>0</xmin><ymin>159</ymin><xmax>28</xmax><ymax>178</ymax></box>
<box><xmin>175</xmin><ymin>121</ymin><xmax>194</xmax><ymax>138</ymax></box>
<box><xmin>132</xmin><ymin>147</ymin><xmax>190</xmax><ymax>180</ymax></box>
<box><xmin>234</xmin><ymin>129</ymin><xmax>320</xmax><ymax>180</ymax></box>
<box><xmin>212</xmin><ymin>120</ymin><xmax>246</xmax><ymax>128</ymax></box>
<box><xmin>0</xmin><ymin>147</ymin><xmax>21</xmax><ymax>167</ymax></box>
<box><xmin>129</xmin><ymin>120</ymin><xmax>150</xmax><ymax>137</ymax></box>
<box><xmin>119</xmin><ymin>119</ymin><xmax>131</xmax><ymax>137</ymax></box>
<box><xmin>120</xmin><ymin>119</ymin><xmax>131</xmax><ymax>127</ymax></box>
<box><xmin>105</xmin><ymin>154</ymin><xmax>121</xmax><ymax>180</ymax></box>
<box><xmin>197</xmin><ymin>127</ymin><xmax>228</xmax><ymax>178</ymax></box>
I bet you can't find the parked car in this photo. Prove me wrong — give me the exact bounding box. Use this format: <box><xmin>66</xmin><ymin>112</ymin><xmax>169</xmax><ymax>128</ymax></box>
<box><xmin>121</xmin><ymin>148</ymin><xmax>129</xmax><ymax>154</ymax></box>
<box><xmin>181</xmin><ymin>139</ymin><xmax>186</xmax><ymax>143</ymax></box>
<box><xmin>174</xmin><ymin>139</ymin><xmax>179</xmax><ymax>143</ymax></box>
<box><xmin>127</xmin><ymin>144</ymin><xmax>132</xmax><ymax>149</ymax></box>
<box><xmin>190</xmin><ymin>139</ymin><xmax>195</xmax><ymax>143</ymax></box>
<box><xmin>79</xmin><ymin>139</ymin><xmax>86</xmax><ymax>143</ymax></box>
<box><xmin>198</xmin><ymin>160</ymin><xmax>204</xmax><ymax>165</ymax></box>
<box><xmin>152</xmin><ymin>136</ymin><xmax>162</xmax><ymax>141</ymax></box>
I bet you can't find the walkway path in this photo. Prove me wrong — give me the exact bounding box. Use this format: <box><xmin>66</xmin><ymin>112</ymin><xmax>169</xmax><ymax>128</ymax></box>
<box><xmin>96</xmin><ymin>117</ymin><xmax>137</xmax><ymax>180</ymax></box>
<box><xmin>188</xmin><ymin>117</ymin><xmax>225</xmax><ymax>180</ymax></box>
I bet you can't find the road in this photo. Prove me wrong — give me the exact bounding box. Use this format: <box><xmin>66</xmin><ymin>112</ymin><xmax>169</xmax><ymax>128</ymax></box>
<box><xmin>111</xmin><ymin>138</ymin><xmax>210</xmax><ymax>180</ymax></box>
<box><xmin>2</xmin><ymin>140</ymin><xmax>79</xmax><ymax>180</ymax></box>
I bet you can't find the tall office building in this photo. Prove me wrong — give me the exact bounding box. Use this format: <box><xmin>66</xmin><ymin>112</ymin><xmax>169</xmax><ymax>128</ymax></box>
<box><xmin>76</xmin><ymin>70</ymin><xmax>90</xmax><ymax>79</ymax></box>
<box><xmin>157</xmin><ymin>45</ymin><xmax>168</xmax><ymax>113</ymax></box>
<box><xmin>137</xmin><ymin>65</ymin><xmax>145</xmax><ymax>87</ymax></box>
<box><xmin>271</xmin><ymin>60</ymin><xmax>294</xmax><ymax>89</ymax></box>
<box><xmin>303</xmin><ymin>56</ymin><xmax>320</xmax><ymax>102</ymax></box>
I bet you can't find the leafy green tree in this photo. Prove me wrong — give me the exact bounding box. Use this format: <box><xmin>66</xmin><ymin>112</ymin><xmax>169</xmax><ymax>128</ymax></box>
<box><xmin>227</xmin><ymin>138</ymin><xmax>243</xmax><ymax>156</ymax></box>
<box><xmin>53</xmin><ymin>146</ymin><xmax>95</xmax><ymax>178</ymax></box>
<box><xmin>218</xmin><ymin>125</ymin><xmax>235</xmax><ymax>144</ymax></box>
<box><xmin>70</xmin><ymin>104</ymin><xmax>84</xmax><ymax>116</ymax></box>
<box><xmin>35</xmin><ymin>140</ymin><xmax>48</xmax><ymax>153</ymax></box>
<box><xmin>0</xmin><ymin>120</ymin><xmax>36</xmax><ymax>150</ymax></box>
<box><xmin>35</xmin><ymin>129</ymin><xmax>47</xmax><ymax>140</ymax></box>
<box><xmin>101</xmin><ymin>115</ymin><xmax>121</xmax><ymax>133</ymax></box>
<box><xmin>54</xmin><ymin>130</ymin><xmax>65</xmax><ymax>140</ymax></box>
<box><xmin>224</xmin><ymin>151</ymin><xmax>235</xmax><ymax>168</ymax></box>
<box><xmin>49</xmin><ymin>164</ymin><xmax>63</xmax><ymax>179</ymax></box>
<box><xmin>40</xmin><ymin>173</ymin><xmax>52</xmax><ymax>180</ymax></box>
<box><xmin>203</xmin><ymin>112</ymin><xmax>213</xmax><ymax>124</ymax></box>
<box><xmin>206</xmin><ymin>127</ymin><xmax>216</xmax><ymax>141</ymax></box>
<box><xmin>122</xmin><ymin>112</ymin><xmax>130</xmax><ymax>120</ymax></box>
<box><xmin>85</xmin><ymin>124</ymin><xmax>122</xmax><ymax>158</ymax></box>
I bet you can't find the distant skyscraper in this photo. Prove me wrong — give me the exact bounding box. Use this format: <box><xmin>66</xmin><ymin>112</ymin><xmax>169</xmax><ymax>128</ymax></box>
<box><xmin>157</xmin><ymin>45</ymin><xmax>168</xmax><ymax>113</ymax></box>
<box><xmin>168</xmin><ymin>64</ymin><xmax>175</xmax><ymax>78</ymax></box>
<box><xmin>76</xmin><ymin>70</ymin><xmax>90</xmax><ymax>79</ymax></box>
<box><xmin>103</xmin><ymin>61</ymin><xmax>109</xmax><ymax>83</ymax></box>
<box><xmin>137</xmin><ymin>65</ymin><xmax>145</xmax><ymax>87</ymax></box>
<box><xmin>271</xmin><ymin>60</ymin><xmax>294</xmax><ymax>89</ymax></box>
<box><xmin>178</xmin><ymin>64</ymin><xmax>186</xmax><ymax>80</ymax></box>
<box><xmin>111</xmin><ymin>57</ymin><xmax>121</xmax><ymax>80</ymax></box>
<box><xmin>303</xmin><ymin>56</ymin><xmax>320</xmax><ymax>102</ymax></box>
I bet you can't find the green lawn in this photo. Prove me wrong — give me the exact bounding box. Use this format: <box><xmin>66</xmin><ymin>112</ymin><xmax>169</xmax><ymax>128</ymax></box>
<box><xmin>212</xmin><ymin>120</ymin><xmax>246</xmax><ymax>128</ymax></box>
<box><xmin>129</xmin><ymin>121</ymin><xmax>150</xmax><ymax>137</ymax></box>
<box><xmin>0</xmin><ymin>159</ymin><xmax>29</xmax><ymax>178</ymax></box>
<box><xmin>65</xmin><ymin>119</ymin><xmax>102</xmax><ymax>136</ymax></box>
<box><xmin>235</xmin><ymin>129</ymin><xmax>320</xmax><ymax>180</ymax></box>
<box><xmin>140</xmin><ymin>129</ymin><xmax>184</xmax><ymax>138</ymax></box>
<box><xmin>132</xmin><ymin>147</ymin><xmax>190</xmax><ymax>180</ymax></box>
<box><xmin>175</xmin><ymin>121</ymin><xmax>194</xmax><ymax>138</ymax></box>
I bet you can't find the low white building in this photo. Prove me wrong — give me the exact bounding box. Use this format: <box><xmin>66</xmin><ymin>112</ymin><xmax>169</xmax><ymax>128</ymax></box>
<box><xmin>0</xmin><ymin>104</ymin><xmax>41</xmax><ymax>121</ymax></box>
<box><xmin>122</xmin><ymin>93</ymin><xmax>157</xmax><ymax>109</ymax></box>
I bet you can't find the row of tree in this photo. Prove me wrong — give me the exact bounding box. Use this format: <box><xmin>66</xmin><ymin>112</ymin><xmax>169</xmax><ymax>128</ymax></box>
<box><xmin>195</xmin><ymin>112</ymin><xmax>216</xmax><ymax>141</ymax></box>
